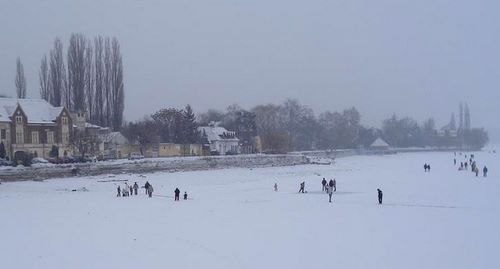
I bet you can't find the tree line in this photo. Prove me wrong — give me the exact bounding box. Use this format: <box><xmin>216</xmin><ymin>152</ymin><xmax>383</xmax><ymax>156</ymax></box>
<box><xmin>15</xmin><ymin>33</ymin><xmax>125</xmax><ymax>131</ymax></box>
<box><xmin>122</xmin><ymin>99</ymin><xmax>489</xmax><ymax>153</ymax></box>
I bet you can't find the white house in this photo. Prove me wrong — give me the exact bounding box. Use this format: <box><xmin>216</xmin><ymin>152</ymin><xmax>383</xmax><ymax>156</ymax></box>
<box><xmin>198</xmin><ymin>123</ymin><xmax>239</xmax><ymax>155</ymax></box>
<box><xmin>369</xmin><ymin>137</ymin><xmax>390</xmax><ymax>151</ymax></box>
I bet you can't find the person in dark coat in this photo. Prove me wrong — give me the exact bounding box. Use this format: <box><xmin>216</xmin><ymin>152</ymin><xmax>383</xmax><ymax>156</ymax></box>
<box><xmin>377</xmin><ymin>189</ymin><xmax>383</xmax><ymax>204</ymax></box>
<box><xmin>454</xmin><ymin>158</ymin><xmax>456</xmax><ymax>165</ymax></box>
<box><xmin>333</xmin><ymin>179</ymin><xmax>337</xmax><ymax>192</ymax></box>
<box><xmin>328</xmin><ymin>179</ymin><xmax>334</xmax><ymax>189</ymax></box>
<box><xmin>483</xmin><ymin>166</ymin><xmax>488</xmax><ymax>177</ymax></box>
<box><xmin>144</xmin><ymin>181</ymin><xmax>151</xmax><ymax>195</ymax></box>
<box><xmin>148</xmin><ymin>184</ymin><xmax>154</xmax><ymax>197</ymax></box>
<box><xmin>129</xmin><ymin>186</ymin><xmax>133</xmax><ymax>197</ymax></box>
<box><xmin>183</xmin><ymin>192</ymin><xmax>188</xmax><ymax>200</ymax></box>
<box><xmin>174</xmin><ymin>188</ymin><xmax>181</xmax><ymax>201</ymax></box>
<box><xmin>321</xmin><ymin>178</ymin><xmax>327</xmax><ymax>192</ymax></box>
<box><xmin>298</xmin><ymin>182</ymin><xmax>305</xmax><ymax>193</ymax></box>
<box><xmin>117</xmin><ymin>186</ymin><xmax>121</xmax><ymax>197</ymax></box>
<box><xmin>133</xmin><ymin>182</ymin><xmax>139</xmax><ymax>195</ymax></box>
<box><xmin>427</xmin><ymin>164</ymin><xmax>431</xmax><ymax>172</ymax></box>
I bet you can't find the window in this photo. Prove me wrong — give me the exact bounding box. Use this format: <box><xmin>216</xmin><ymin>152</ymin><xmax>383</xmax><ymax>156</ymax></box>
<box><xmin>62</xmin><ymin>132</ymin><xmax>69</xmax><ymax>144</ymax></box>
<box><xmin>16</xmin><ymin>116</ymin><xmax>23</xmax><ymax>124</ymax></box>
<box><xmin>16</xmin><ymin>132</ymin><xmax>24</xmax><ymax>144</ymax></box>
<box><xmin>1</xmin><ymin>129</ymin><xmax>6</xmax><ymax>140</ymax></box>
<box><xmin>47</xmin><ymin>131</ymin><xmax>54</xmax><ymax>144</ymax></box>
<box><xmin>31</xmin><ymin>131</ymin><xmax>39</xmax><ymax>144</ymax></box>
<box><xmin>61</xmin><ymin>117</ymin><xmax>68</xmax><ymax>125</ymax></box>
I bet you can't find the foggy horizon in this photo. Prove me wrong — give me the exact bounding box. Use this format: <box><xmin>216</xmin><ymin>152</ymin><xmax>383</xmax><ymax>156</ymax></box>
<box><xmin>1</xmin><ymin>0</ymin><xmax>499</xmax><ymax>141</ymax></box>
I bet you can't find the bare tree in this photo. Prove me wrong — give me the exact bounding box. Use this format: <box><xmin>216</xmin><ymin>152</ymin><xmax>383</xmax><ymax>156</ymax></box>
<box><xmin>84</xmin><ymin>40</ymin><xmax>95</xmax><ymax>122</ymax></box>
<box><xmin>110</xmin><ymin>38</ymin><xmax>124</xmax><ymax>130</ymax></box>
<box><xmin>15</xmin><ymin>57</ymin><xmax>27</xmax><ymax>98</ymax></box>
<box><xmin>94</xmin><ymin>36</ymin><xmax>105</xmax><ymax>126</ymax></box>
<box><xmin>39</xmin><ymin>54</ymin><xmax>50</xmax><ymax>102</ymax></box>
<box><xmin>104</xmin><ymin>37</ymin><xmax>112</xmax><ymax>127</ymax></box>
<box><xmin>49</xmin><ymin>38</ymin><xmax>66</xmax><ymax>107</ymax></box>
<box><xmin>67</xmin><ymin>33</ymin><xmax>87</xmax><ymax>113</ymax></box>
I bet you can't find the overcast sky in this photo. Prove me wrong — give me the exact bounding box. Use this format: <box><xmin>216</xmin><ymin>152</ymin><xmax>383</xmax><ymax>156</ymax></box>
<box><xmin>1</xmin><ymin>0</ymin><xmax>499</xmax><ymax>140</ymax></box>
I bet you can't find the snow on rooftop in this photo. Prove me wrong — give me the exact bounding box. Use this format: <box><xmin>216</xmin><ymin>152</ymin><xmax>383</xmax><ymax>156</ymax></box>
<box><xmin>370</xmin><ymin>137</ymin><xmax>390</xmax><ymax>148</ymax></box>
<box><xmin>198</xmin><ymin>126</ymin><xmax>239</xmax><ymax>142</ymax></box>
<box><xmin>0</xmin><ymin>98</ymin><xmax>64</xmax><ymax>124</ymax></box>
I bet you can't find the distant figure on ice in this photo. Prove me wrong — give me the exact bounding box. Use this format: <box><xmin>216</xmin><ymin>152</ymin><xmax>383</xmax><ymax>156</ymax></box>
<box><xmin>183</xmin><ymin>192</ymin><xmax>188</xmax><ymax>200</ymax></box>
<box><xmin>475</xmin><ymin>166</ymin><xmax>479</xmax><ymax>177</ymax></box>
<box><xmin>274</xmin><ymin>183</ymin><xmax>278</xmax><ymax>192</ymax></box>
<box><xmin>464</xmin><ymin>162</ymin><xmax>468</xmax><ymax>170</ymax></box>
<box><xmin>147</xmin><ymin>184</ymin><xmax>154</xmax><ymax>198</ymax></box>
<box><xmin>298</xmin><ymin>181</ymin><xmax>305</xmax><ymax>193</ymax></box>
<box><xmin>133</xmin><ymin>182</ymin><xmax>139</xmax><ymax>195</ymax></box>
<box><xmin>377</xmin><ymin>189</ymin><xmax>383</xmax><ymax>204</ymax></box>
<box><xmin>454</xmin><ymin>158</ymin><xmax>456</xmax><ymax>165</ymax></box>
<box><xmin>333</xmin><ymin>179</ymin><xmax>337</xmax><ymax>192</ymax></box>
<box><xmin>129</xmin><ymin>185</ymin><xmax>133</xmax><ymax>197</ymax></box>
<box><xmin>424</xmin><ymin>163</ymin><xmax>431</xmax><ymax>172</ymax></box>
<box><xmin>174</xmin><ymin>188</ymin><xmax>181</xmax><ymax>201</ymax></box>
<box><xmin>483</xmin><ymin>166</ymin><xmax>488</xmax><ymax>177</ymax></box>
<box><xmin>327</xmin><ymin>185</ymin><xmax>333</xmax><ymax>203</ymax></box>
<box><xmin>460</xmin><ymin>162</ymin><xmax>464</xmax><ymax>169</ymax></box>
<box><xmin>322</xmin><ymin>178</ymin><xmax>327</xmax><ymax>192</ymax></box>
<box><xmin>144</xmin><ymin>181</ymin><xmax>151</xmax><ymax>195</ymax></box>
<box><xmin>117</xmin><ymin>186</ymin><xmax>121</xmax><ymax>197</ymax></box>
<box><xmin>123</xmin><ymin>184</ymin><xmax>129</xmax><ymax>197</ymax></box>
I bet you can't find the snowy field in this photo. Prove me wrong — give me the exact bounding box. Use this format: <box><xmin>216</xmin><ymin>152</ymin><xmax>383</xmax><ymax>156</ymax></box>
<box><xmin>0</xmin><ymin>151</ymin><xmax>499</xmax><ymax>269</ymax></box>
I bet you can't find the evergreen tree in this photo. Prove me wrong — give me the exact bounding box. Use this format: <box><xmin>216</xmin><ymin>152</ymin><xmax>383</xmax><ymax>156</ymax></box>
<box><xmin>182</xmin><ymin>105</ymin><xmax>200</xmax><ymax>144</ymax></box>
<box><xmin>464</xmin><ymin>103</ymin><xmax>471</xmax><ymax>130</ymax></box>
<box><xmin>449</xmin><ymin>113</ymin><xmax>456</xmax><ymax>130</ymax></box>
<box><xmin>459</xmin><ymin>102</ymin><xmax>464</xmax><ymax>131</ymax></box>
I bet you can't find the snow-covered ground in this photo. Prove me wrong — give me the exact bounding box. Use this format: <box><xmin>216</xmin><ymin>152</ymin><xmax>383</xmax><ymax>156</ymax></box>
<box><xmin>0</xmin><ymin>151</ymin><xmax>498</xmax><ymax>269</ymax></box>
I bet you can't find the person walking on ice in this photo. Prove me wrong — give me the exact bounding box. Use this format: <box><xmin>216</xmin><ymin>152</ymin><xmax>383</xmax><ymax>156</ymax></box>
<box><xmin>147</xmin><ymin>184</ymin><xmax>154</xmax><ymax>198</ymax></box>
<box><xmin>174</xmin><ymin>188</ymin><xmax>181</xmax><ymax>201</ymax></box>
<box><xmin>298</xmin><ymin>181</ymin><xmax>305</xmax><ymax>193</ymax></box>
<box><xmin>116</xmin><ymin>186</ymin><xmax>121</xmax><ymax>197</ymax></box>
<box><xmin>274</xmin><ymin>183</ymin><xmax>278</xmax><ymax>192</ymax></box>
<box><xmin>333</xmin><ymin>178</ymin><xmax>337</xmax><ymax>192</ymax></box>
<box><xmin>133</xmin><ymin>182</ymin><xmax>139</xmax><ymax>195</ymax></box>
<box><xmin>183</xmin><ymin>192</ymin><xmax>188</xmax><ymax>200</ymax></box>
<box><xmin>321</xmin><ymin>178</ymin><xmax>327</xmax><ymax>192</ymax></box>
<box><xmin>377</xmin><ymin>189</ymin><xmax>383</xmax><ymax>204</ymax></box>
<box><xmin>327</xmin><ymin>185</ymin><xmax>333</xmax><ymax>203</ymax></box>
<box><xmin>144</xmin><ymin>181</ymin><xmax>151</xmax><ymax>195</ymax></box>
<box><xmin>483</xmin><ymin>166</ymin><xmax>488</xmax><ymax>177</ymax></box>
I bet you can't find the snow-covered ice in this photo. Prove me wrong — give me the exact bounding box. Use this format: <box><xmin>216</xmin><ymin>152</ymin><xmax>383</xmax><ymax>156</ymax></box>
<box><xmin>0</xmin><ymin>151</ymin><xmax>498</xmax><ymax>269</ymax></box>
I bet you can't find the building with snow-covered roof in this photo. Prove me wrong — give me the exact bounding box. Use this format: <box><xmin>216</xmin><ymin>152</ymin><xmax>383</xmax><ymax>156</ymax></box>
<box><xmin>369</xmin><ymin>137</ymin><xmax>391</xmax><ymax>150</ymax></box>
<box><xmin>198</xmin><ymin>123</ymin><xmax>240</xmax><ymax>155</ymax></box>
<box><xmin>0</xmin><ymin>98</ymin><xmax>74</xmax><ymax>161</ymax></box>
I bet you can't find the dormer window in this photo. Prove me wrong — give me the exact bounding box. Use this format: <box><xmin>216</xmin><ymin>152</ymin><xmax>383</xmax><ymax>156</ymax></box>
<box><xmin>15</xmin><ymin>116</ymin><xmax>23</xmax><ymax>124</ymax></box>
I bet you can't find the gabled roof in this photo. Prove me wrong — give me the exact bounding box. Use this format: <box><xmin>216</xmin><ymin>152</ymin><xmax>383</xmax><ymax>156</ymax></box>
<box><xmin>198</xmin><ymin>126</ymin><xmax>239</xmax><ymax>142</ymax></box>
<box><xmin>0</xmin><ymin>98</ymin><xmax>64</xmax><ymax>124</ymax></box>
<box><xmin>99</xmin><ymin>131</ymin><xmax>129</xmax><ymax>144</ymax></box>
<box><xmin>370</xmin><ymin>138</ymin><xmax>390</xmax><ymax>148</ymax></box>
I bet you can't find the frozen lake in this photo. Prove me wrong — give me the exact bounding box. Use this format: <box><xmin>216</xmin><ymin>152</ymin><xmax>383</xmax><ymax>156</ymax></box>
<box><xmin>0</xmin><ymin>151</ymin><xmax>498</xmax><ymax>269</ymax></box>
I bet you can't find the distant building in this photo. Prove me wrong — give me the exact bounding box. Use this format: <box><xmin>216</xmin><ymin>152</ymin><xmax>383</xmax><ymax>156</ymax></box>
<box><xmin>198</xmin><ymin>123</ymin><xmax>239</xmax><ymax>155</ymax></box>
<box><xmin>369</xmin><ymin>137</ymin><xmax>390</xmax><ymax>151</ymax></box>
<box><xmin>0</xmin><ymin>98</ymin><xmax>74</xmax><ymax>161</ymax></box>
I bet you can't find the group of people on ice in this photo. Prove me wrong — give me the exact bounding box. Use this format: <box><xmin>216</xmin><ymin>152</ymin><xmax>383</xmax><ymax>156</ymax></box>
<box><xmin>423</xmin><ymin>163</ymin><xmax>431</xmax><ymax>172</ymax></box>
<box><xmin>454</xmin><ymin>152</ymin><xmax>488</xmax><ymax>177</ymax></box>
<box><xmin>117</xmin><ymin>182</ymin><xmax>140</xmax><ymax>197</ymax></box>
<box><xmin>116</xmin><ymin>181</ymin><xmax>188</xmax><ymax>200</ymax></box>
